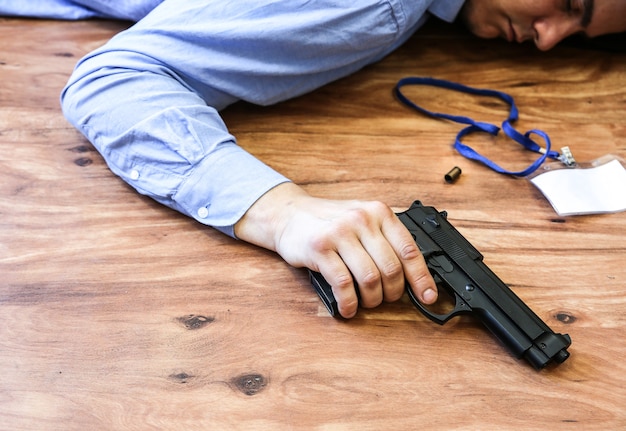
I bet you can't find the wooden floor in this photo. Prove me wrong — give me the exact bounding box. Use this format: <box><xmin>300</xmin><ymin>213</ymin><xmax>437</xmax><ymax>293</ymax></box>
<box><xmin>1</xmin><ymin>17</ymin><xmax>625</xmax><ymax>430</ymax></box>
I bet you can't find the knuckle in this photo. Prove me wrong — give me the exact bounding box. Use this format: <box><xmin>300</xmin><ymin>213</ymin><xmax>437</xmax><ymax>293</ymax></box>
<box><xmin>357</xmin><ymin>269</ymin><xmax>383</xmax><ymax>308</ymax></box>
<box><xmin>398</xmin><ymin>240</ymin><xmax>421</xmax><ymax>261</ymax></box>
<box><xmin>308</xmin><ymin>234</ymin><xmax>334</xmax><ymax>255</ymax></box>
<box><xmin>344</xmin><ymin>206</ymin><xmax>370</xmax><ymax>227</ymax></box>
<box><xmin>334</xmin><ymin>272</ymin><xmax>355</xmax><ymax>289</ymax></box>
<box><xmin>365</xmin><ymin>200</ymin><xmax>391</xmax><ymax>215</ymax></box>
<box><xmin>382</xmin><ymin>264</ymin><xmax>406</xmax><ymax>303</ymax></box>
<box><xmin>381</xmin><ymin>259</ymin><xmax>403</xmax><ymax>279</ymax></box>
<box><xmin>345</xmin><ymin>201</ymin><xmax>390</xmax><ymax>227</ymax></box>
<box><xmin>410</xmin><ymin>270</ymin><xmax>433</xmax><ymax>287</ymax></box>
<box><xmin>308</xmin><ymin>225</ymin><xmax>345</xmax><ymax>255</ymax></box>
<box><xmin>360</xmin><ymin>268</ymin><xmax>382</xmax><ymax>287</ymax></box>
<box><xmin>311</xmin><ymin>219</ymin><xmax>354</xmax><ymax>250</ymax></box>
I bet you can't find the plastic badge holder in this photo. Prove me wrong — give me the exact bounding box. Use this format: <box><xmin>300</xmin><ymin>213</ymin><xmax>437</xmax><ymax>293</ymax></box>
<box><xmin>527</xmin><ymin>154</ymin><xmax>626</xmax><ymax>216</ymax></box>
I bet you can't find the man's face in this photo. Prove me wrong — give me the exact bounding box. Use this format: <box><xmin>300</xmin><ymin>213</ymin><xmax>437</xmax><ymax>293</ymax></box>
<box><xmin>460</xmin><ymin>0</ymin><xmax>626</xmax><ymax>50</ymax></box>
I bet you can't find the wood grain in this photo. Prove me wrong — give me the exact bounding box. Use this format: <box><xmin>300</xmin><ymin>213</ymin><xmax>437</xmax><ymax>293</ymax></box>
<box><xmin>1</xmin><ymin>18</ymin><xmax>625</xmax><ymax>430</ymax></box>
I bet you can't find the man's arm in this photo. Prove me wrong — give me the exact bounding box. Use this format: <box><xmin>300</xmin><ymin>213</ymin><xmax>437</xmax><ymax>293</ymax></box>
<box><xmin>62</xmin><ymin>0</ymin><xmax>427</xmax><ymax>232</ymax></box>
<box><xmin>61</xmin><ymin>0</ymin><xmax>437</xmax><ymax>314</ymax></box>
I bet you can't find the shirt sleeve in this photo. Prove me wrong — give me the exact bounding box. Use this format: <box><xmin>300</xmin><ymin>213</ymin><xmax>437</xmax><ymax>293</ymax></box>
<box><xmin>61</xmin><ymin>0</ymin><xmax>430</xmax><ymax>236</ymax></box>
<box><xmin>0</xmin><ymin>0</ymin><xmax>164</xmax><ymax>20</ymax></box>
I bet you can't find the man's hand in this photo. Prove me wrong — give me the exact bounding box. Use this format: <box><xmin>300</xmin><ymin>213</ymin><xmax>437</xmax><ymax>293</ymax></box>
<box><xmin>234</xmin><ymin>182</ymin><xmax>438</xmax><ymax>318</ymax></box>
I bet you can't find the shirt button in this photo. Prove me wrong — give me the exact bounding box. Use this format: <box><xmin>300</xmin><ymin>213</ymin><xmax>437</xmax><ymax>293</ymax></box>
<box><xmin>129</xmin><ymin>169</ymin><xmax>140</xmax><ymax>180</ymax></box>
<box><xmin>197</xmin><ymin>207</ymin><xmax>209</xmax><ymax>219</ymax></box>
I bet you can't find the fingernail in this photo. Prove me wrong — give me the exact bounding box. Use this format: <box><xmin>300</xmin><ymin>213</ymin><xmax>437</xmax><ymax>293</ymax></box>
<box><xmin>422</xmin><ymin>288</ymin><xmax>437</xmax><ymax>304</ymax></box>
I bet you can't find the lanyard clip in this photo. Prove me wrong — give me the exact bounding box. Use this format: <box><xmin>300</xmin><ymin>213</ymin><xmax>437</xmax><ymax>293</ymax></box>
<box><xmin>558</xmin><ymin>146</ymin><xmax>577</xmax><ymax>167</ymax></box>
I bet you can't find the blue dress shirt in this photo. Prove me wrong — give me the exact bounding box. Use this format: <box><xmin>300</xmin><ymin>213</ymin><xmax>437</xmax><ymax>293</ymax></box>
<box><xmin>2</xmin><ymin>0</ymin><xmax>464</xmax><ymax>236</ymax></box>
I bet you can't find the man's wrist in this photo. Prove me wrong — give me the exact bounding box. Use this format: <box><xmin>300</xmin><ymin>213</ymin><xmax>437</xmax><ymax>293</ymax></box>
<box><xmin>233</xmin><ymin>181</ymin><xmax>306</xmax><ymax>251</ymax></box>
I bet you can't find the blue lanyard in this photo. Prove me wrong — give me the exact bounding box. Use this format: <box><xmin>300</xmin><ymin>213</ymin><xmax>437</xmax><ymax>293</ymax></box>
<box><xmin>394</xmin><ymin>77</ymin><xmax>565</xmax><ymax>177</ymax></box>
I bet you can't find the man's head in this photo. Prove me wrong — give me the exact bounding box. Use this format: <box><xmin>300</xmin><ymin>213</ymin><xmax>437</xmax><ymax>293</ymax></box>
<box><xmin>460</xmin><ymin>0</ymin><xmax>626</xmax><ymax>50</ymax></box>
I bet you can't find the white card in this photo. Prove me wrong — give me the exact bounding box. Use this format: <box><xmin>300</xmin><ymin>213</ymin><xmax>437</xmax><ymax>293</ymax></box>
<box><xmin>530</xmin><ymin>158</ymin><xmax>626</xmax><ymax>216</ymax></box>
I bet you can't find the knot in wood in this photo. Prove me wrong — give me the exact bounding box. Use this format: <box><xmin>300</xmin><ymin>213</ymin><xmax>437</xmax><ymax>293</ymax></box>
<box><xmin>232</xmin><ymin>374</ymin><xmax>267</xmax><ymax>396</ymax></box>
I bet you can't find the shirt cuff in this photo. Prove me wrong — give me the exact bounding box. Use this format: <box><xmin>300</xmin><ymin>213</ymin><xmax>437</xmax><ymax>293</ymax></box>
<box><xmin>173</xmin><ymin>141</ymin><xmax>290</xmax><ymax>237</ymax></box>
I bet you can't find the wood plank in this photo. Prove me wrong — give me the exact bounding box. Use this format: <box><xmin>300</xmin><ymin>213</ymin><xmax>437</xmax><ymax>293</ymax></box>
<box><xmin>1</xmin><ymin>17</ymin><xmax>625</xmax><ymax>430</ymax></box>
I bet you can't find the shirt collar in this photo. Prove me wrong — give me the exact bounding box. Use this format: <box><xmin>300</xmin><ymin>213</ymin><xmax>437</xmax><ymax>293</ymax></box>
<box><xmin>428</xmin><ymin>0</ymin><xmax>465</xmax><ymax>23</ymax></box>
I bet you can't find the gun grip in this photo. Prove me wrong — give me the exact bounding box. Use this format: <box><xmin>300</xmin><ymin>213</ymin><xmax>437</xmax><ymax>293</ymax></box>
<box><xmin>309</xmin><ymin>270</ymin><xmax>339</xmax><ymax>317</ymax></box>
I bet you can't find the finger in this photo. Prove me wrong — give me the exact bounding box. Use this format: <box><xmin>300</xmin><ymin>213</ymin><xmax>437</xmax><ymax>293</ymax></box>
<box><xmin>381</xmin><ymin>215</ymin><xmax>438</xmax><ymax>305</ymax></box>
<box><xmin>330</xmin><ymin>203</ymin><xmax>403</xmax><ymax>307</ymax></box>
<box><xmin>316</xmin><ymin>253</ymin><xmax>360</xmax><ymax>318</ymax></box>
<box><xmin>335</xmin><ymin>238</ymin><xmax>384</xmax><ymax>309</ymax></box>
<box><xmin>356</xmin><ymin>233</ymin><xmax>405</xmax><ymax>303</ymax></box>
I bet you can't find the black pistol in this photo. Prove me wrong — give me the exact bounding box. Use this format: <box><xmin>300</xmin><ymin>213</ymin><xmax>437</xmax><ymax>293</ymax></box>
<box><xmin>309</xmin><ymin>201</ymin><xmax>571</xmax><ymax>370</ymax></box>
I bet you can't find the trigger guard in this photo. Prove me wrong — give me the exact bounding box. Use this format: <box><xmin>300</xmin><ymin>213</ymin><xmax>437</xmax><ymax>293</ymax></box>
<box><xmin>406</xmin><ymin>285</ymin><xmax>469</xmax><ymax>325</ymax></box>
